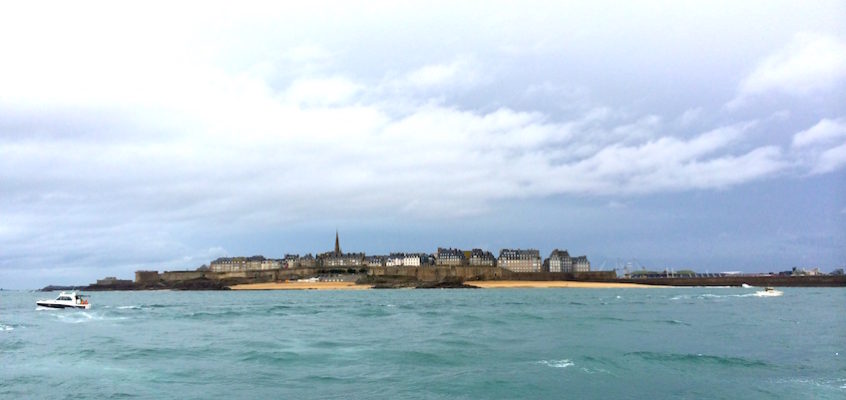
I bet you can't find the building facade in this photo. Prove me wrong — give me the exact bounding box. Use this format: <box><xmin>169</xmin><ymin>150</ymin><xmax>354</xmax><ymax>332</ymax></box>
<box><xmin>548</xmin><ymin>249</ymin><xmax>573</xmax><ymax>273</ymax></box>
<box><xmin>386</xmin><ymin>253</ymin><xmax>405</xmax><ymax>267</ymax></box>
<box><xmin>403</xmin><ymin>253</ymin><xmax>428</xmax><ymax>267</ymax></box>
<box><xmin>469</xmin><ymin>249</ymin><xmax>496</xmax><ymax>267</ymax></box>
<box><xmin>365</xmin><ymin>255</ymin><xmax>386</xmax><ymax>267</ymax></box>
<box><xmin>436</xmin><ymin>247</ymin><xmax>467</xmax><ymax>266</ymax></box>
<box><xmin>572</xmin><ymin>256</ymin><xmax>590</xmax><ymax>272</ymax></box>
<box><xmin>498</xmin><ymin>249</ymin><xmax>542</xmax><ymax>272</ymax></box>
<box><xmin>210</xmin><ymin>256</ymin><xmax>282</xmax><ymax>272</ymax></box>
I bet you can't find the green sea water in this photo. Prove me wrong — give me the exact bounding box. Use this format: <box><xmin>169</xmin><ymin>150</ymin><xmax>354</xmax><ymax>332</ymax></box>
<box><xmin>2</xmin><ymin>288</ymin><xmax>844</xmax><ymax>399</ymax></box>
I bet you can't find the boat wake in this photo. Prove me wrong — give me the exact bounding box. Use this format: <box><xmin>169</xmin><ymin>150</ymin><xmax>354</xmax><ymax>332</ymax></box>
<box><xmin>671</xmin><ymin>290</ymin><xmax>783</xmax><ymax>300</ymax></box>
<box><xmin>48</xmin><ymin>311</ymin><xmax>129</xmax><ymax>324</ymax></box>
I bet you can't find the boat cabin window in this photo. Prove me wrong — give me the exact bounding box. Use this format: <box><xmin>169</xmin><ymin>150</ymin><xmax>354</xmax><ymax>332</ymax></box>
<box><xmin>57</xmin><ymin>296</ymin><xmax>72</xmax><ymax>301</ymax></box>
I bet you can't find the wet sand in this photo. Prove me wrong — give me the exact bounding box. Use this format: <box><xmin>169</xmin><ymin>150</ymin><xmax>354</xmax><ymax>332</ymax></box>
<box><xmin>230</xmin><ymin>280</ymin><xmax>657</xmax><ymax>290</ymax></box>
<box><xmin>469</xmin><ymin>280</ymin><xmax>657</xmax><ymax>289</ymax></box>
<box><xmin>229</xmin><ymin>281</ymin><xmax>373</xmax><ymax>290</ymax></box>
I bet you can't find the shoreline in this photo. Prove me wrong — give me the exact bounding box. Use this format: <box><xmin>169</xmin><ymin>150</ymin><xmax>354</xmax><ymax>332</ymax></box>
<box><xmin>228</xmin><ymin>281</ymin><xmax>373</xmax><ymax>290</ymax></box>
<box><xmin>228</xmin><ymin>280</ymin><xmax>658</xmax><ymax>290</ymax></box>
<box><xmin>469</xmin><ymin>280</ymin><xmax>660</xmax><ymax>289</ymax></box>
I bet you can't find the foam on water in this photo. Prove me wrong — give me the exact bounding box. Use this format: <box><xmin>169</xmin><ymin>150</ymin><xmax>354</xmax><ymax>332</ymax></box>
<box><xmin>0</xmin><ymin>323</ymin><xmax>13</xmax><ymax>331</ymax></box>
<box><xmin>538</xmin><ymin>359</ymin><xmax>575</xmax><ymax>368</ymax></box>
<box><xmin>671</xmin><ymin>290</ymin><xmax>784</xmax><ymax>301</ymax></box>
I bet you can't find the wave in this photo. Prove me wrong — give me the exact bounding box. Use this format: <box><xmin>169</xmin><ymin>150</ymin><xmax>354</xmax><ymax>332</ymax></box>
<box><xmin>537</xmin><ymin>359</ymin><xmax>575</xmax><ymax>368</ymax></box>
<box><xmin>51</xmin><ymin>311</ymin><xmax>128</xmax><ymax>324</ymax></box>
<box><xmin>183</xmin><ymin>310</ymin><xmax>246</xmax><ymax>319</ymax></box>
<box><xmin>0</xmin><ymin>323</ymin><xmax>13</xmax><ymax>331</ymax></box>
<box><xmin>657</xmin><ymin>319</ymin><xmax>691</xmax><ymax>326</ymax></box>
<box><xmin>671</xmin><ymin>291</ymin><xmax>783</xmax><ymax>301</ymax></box>
<box><xmin>625</xmin><ymin>351</ymin><xmax>769</xmax><ymax>368</ymax></box>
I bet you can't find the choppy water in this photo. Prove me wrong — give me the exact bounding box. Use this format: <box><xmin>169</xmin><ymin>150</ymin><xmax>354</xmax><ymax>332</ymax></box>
<box><xmin>2</xmin><ymin>288</ymin><xmax>844</xmax><ymax>399</ymax></box>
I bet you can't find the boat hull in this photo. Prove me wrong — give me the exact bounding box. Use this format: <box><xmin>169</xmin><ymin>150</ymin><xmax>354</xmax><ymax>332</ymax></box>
<box><xmin>36</xmin><ymin>302</ymin><xmax>90</xmax><ymax>309</ymax></box>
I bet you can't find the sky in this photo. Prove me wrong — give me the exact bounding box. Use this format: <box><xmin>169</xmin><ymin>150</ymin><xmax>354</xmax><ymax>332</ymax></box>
<box><xmin>1</xmin><ymin>1</ymin><xmax>845</xmax><ymax>289</ymax></box>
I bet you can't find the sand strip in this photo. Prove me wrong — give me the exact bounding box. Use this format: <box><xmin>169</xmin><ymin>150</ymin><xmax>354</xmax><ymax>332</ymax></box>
<box><xmin>229</xmin><ymin>282</ymin><xmax>373</xmax><ymax>290</ymax></box>
<box><xmin>469</xmin><ymin>280</ymin><xmax>658</xmax><ymax>289</ymax></box>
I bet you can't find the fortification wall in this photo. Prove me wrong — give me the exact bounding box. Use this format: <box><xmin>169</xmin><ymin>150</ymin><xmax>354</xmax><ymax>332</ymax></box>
<box><xmin>135</xmin><ymin>270</ymin><xmax>161</xmax><ymax>284</ymax></box>
<box><xmin>367</xmin><ymin>266</ymin><xmax>616</xmax><ymax>282</ymax></box>
<box><xmin>620</xmin><ymin>275</ymin><xmax>846</xmax><ymax>287</ymax></box>
<box><xmin>141</xmin><ymin>266</ymin><xmax>616</xmax><ymax>285</ymax></box>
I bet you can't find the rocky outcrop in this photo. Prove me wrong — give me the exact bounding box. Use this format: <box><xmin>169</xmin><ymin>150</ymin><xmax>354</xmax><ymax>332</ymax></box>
<box><xmin>357</xmin><ymin>275</ymin><xmax>477</xmax><ymax>289</ymax></box>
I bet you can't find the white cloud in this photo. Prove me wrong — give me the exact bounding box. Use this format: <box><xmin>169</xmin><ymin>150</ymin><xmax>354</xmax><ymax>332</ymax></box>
<box><xmin>677</xmin><ymin>107</ymin><xmax>703</xmax><ymax>127</ymax></box>
<box><xmin>729</xmin><ymin>33</ymin><xmax>846</xmax><ymax>107</ymax></box>
<box><xmin>2</xmin><ymin>2</ymin><xmax>844</xmax><ymax>287</ymax></box>
<box><xmin>788</xmin><ymin>118</ymin><xmax>846</xmax><ymax>175</ymax></box>
<box><xmin>282</xmin><ymin>77</ymin><xmax>364</xmax><ymax>107</ymax></box>
<box><xmin>810</xmin><ymin>142</ymin><xmax>846</xmax><ymax>175</ymax></box>
<box><xmin>792</xmin><ymin>118</ymin><xmax>846</xmax><ymax>148</ymax></box>
<box><xmin>406</xmin><ymin>62</ymin><xmax>463</xmax><ymax>87</ymax></box>
<box><xmin>385</xmin><ymin>57</ymin><xmax>486</xmax><ymax>94</ymax></box>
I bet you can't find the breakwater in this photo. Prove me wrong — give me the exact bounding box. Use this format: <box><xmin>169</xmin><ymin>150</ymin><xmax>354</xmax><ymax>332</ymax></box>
<box><xmin>617</xmin><ymin>274</ymin><xmax>846</xmax><ymax>287</ymax></box>
<box><xmin>135</xmin><ymin>266</ymin><xmax>615</xmax><ymax>286</ymax></box>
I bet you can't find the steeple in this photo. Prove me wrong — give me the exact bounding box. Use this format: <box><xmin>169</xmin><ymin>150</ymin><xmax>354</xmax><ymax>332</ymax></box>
<box><xmin>334</xmin><ymin>230</ymin><xmax>341</xmax><ymax>256</ymax></box>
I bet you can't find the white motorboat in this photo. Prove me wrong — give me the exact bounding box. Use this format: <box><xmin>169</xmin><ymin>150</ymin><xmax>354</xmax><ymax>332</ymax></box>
<box><xmin>36</xmin><ymin>291</ymin><xmax>91</xmax><ymax>309</ymax></box>
<box><xmin>755</xmin><ymin>287</ymin><xmax>783</xmax><ymax>297</ymax></box>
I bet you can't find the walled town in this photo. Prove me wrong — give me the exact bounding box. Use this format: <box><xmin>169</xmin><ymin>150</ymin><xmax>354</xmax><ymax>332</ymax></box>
<box><xmin>67</xmin><ymin>232</ymin><xmax>844</xmax><ymax>291</ymax></box>
<box><xmin>206</xmin><ymin>232</ymin><xmax>592</xmax><ymax>274</ymax></box>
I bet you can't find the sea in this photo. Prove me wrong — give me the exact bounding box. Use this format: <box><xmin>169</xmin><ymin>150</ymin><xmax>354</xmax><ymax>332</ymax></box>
<box><xmin>1</xmin><ymin>287</ymin><xmax>844</xmax><ymax>399</ymax></box>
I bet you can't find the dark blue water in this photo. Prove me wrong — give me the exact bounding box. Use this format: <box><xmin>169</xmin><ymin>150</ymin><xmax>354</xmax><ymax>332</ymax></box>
<box><xmin>2</xmin><ymin>288</ymin><xmax>844</xmax><ymax>399</ymax></box>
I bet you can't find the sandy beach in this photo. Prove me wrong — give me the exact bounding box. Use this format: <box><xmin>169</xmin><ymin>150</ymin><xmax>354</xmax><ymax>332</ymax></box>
<box><xmin>229</xmin><ymin>280</ymin><xmax>657</xmax><ymax>290</ymax></box>
<box><xmin>229</xmin><ymin>281</ymin><xmax>374</xmax><ymax>290</ymax></box>
<box><xmin>468</xmin><ymin>280</ymin><xmax>658</xmax><ymax>289</ymax></box>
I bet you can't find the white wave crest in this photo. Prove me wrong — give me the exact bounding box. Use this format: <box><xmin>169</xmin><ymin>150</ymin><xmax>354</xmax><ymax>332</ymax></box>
<box><xmin>538</xmin><ymin>359</ymin><xmax>575</xmax><ymax>368</ymax></box>
<box><xmin>672</xmin><ymin>290</ymin><xmax>782</xmax><ymax>300</ymax></box>
<box><xmin>0</xmin><ymin>323</ymin><xmax>13</xmax><ymax>331</ymax></box>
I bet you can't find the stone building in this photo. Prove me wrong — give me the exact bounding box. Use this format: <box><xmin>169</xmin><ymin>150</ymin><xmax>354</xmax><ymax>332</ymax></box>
<box><xmin>547</xmin><ymin>249</ymin><xmax>573</xmax><ymax>273</ymax></box>
<box><xmin>365</xmin><ymin>255</ymin><xmax>386</xmax><ymax>267</ymax></box>
<box><xmin>498</xmin><ymin>249</ymin><xmax>542</xmax><ymax>272</ymax></box>
<box><xmin>386</xmin><ymin>253</ymin><xmax>405</xmax><ymax>267</ymax></box>
<box><xmin>297</xmin><ymin>254</ymin><xmax>316</xmax><ymax>268</ymax></box>
<box><xmin>135</xmin><ymin>270</ymin><xmax>159</xmax><ymax>284</ymax></box>
<box><xmin>436</xmin><ymin>247</ymin><xmax>467</xmax><ymax>266</ymax></box>
<box><xmin>322</xmin><ymin>252</ymin><xmax>365</xmax><ymax>267</ymax></box>
<box><xmin>319</xmin><ymin>231</ymin><xmax>364</xmax><ymax>267</ymax></box>
<box><xmin>572</xmin><ymin>256</ymin><xmax>591</xmax><ymax>272</ymax></box>
<box><xmin>209</xmin><ymin>255</ymin><xmax>281</xmax><ymax>272</ymax></box>
<box><xmin>210</xmin><ymin>257</ymin><xmax>246</xmax><ymax>272</ymax></box>
<box><xmin>469</xmin><ymin>249</ymin><xmax>496</xmax><ymax>267</ymax></box>
<box><xmin>260</xmin><ymin>259</ymin><xmax>282</xmax><ymax>270</ymax></box>
<box><xmin>403</xmin><ymin>253</ymin><xmax>428</xmax><ymax>267</ymax></box>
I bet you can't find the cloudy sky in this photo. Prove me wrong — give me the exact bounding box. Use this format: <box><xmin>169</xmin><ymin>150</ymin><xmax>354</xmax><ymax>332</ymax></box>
<box><xmin>2</xmin><ymin>1</ymin><xmax>845</xmax><ymax>288</ymax></box>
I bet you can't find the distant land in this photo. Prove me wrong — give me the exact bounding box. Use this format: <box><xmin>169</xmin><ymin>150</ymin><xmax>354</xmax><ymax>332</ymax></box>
<box><xmin>41</xmin><ymin>234</ymin><xmax>846</xmax><ymax>291</ymax></box>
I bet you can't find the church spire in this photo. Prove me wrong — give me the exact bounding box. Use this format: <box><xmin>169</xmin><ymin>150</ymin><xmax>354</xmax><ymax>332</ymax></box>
<box><xmin>334</xmin><ymin>230</ymin><xmax>341</xmax><ymax>256</ymax></box>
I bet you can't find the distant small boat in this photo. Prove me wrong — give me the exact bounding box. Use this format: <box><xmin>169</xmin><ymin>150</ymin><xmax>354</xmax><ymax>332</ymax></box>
<box><xmin>741</xmin><ymin>283</ymin><xmax>752</xmax><ymax>288</ymax></box>
<box><xmin>36</xmin><ymin>292</ymin><xmax>91</xmax><ymax>309</ymax></box>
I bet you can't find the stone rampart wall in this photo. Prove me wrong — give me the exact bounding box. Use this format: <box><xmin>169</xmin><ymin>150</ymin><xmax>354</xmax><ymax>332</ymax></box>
<box><xmin>619</xmin><ymin>275</ymin><xmax>846</xmax><ymax>287</ymax></box>
<box><xmin>367</xmin><ymin>266</ymin><xmax>616</xmax><ymax>282</ymax></box>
